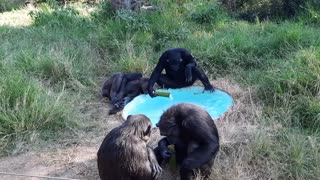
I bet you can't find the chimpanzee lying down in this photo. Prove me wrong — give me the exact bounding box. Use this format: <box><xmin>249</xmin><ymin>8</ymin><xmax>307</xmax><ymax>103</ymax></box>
<box><xmin>101</xmin><ymin>72</ymin><xmax>148</xmax><ymax>115</ymax></box>
<box><xmin>155</xmin><ymin>103</ymin><xmax>220</xmax><ymax>180</ymax></box>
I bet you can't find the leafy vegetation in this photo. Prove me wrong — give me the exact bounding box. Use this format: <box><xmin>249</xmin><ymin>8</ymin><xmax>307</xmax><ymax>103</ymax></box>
<box><xmin>0</xmin><ymin>0</ymin><xmax>25</xmax><ymax>12</ymax></box>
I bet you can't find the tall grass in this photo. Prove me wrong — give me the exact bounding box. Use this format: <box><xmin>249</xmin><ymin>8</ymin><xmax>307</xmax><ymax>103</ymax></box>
<box><xmin>0</xmin><ymin>0</ymin><xmax>25</xmax><ymax>13</ymax></box>
<box><xmin>0</xmin><ymin>68</ymin><xmax>73</xmax><ymax>155</ymax></box>
<box><xmin>0</xmin><ymin>5</ymin><xmax>102</xmax><ymax>154</ymax></box>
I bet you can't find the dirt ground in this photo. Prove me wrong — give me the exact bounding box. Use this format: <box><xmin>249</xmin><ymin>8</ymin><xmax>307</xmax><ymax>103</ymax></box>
<box><xmin>0</xmin><ymin>78</ymin><xmax>259</xmax><ymax>180</ymax></box>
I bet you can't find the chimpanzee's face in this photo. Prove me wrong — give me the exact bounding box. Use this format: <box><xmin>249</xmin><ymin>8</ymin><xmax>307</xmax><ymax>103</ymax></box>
<box><xmin>167</xmin><ymin>58</ymin><xmax>183</xmax><ymax>71</ymax></box>
<box><xmin>156</xmin><ymin>120</ymin><xmax>180</xmax><ymax>138</ymax></box>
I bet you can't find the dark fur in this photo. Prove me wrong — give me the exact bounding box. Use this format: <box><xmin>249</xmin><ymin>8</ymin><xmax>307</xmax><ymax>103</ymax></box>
<box><xmin>148</xmin><ymin>48</ymin><xmax>214</xmax><ymax>97</ymax></box>
<box><xmin>101</xmin><ymin>72</ymin><xmax>149</xmax><ymax>114</ymax></box>
<box><xmin>155</xmin><ymin>103</ymin><xmax>219</xmax><ymax>180</ymax></box>
<box><xmin>97</xmin><ymin>114</ymin><xmax>162</xmax><ymax>180</ymax></box>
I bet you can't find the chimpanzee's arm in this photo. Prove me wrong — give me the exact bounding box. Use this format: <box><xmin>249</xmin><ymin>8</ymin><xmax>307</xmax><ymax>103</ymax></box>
<box><xmin>114</xmin><ymin>73</ymin><xmax>143</xmax><ymax>103</ymax></box>
<box><xmin>124</xmin><ymin>73</ymin><xmax>143</xmax><ymax>81</ymax></box>
<box><xmin>101</xmin><ymin>78</ymin><xmax>112</xmax><ymax>98</ymax></box>
<box><xmin>179</xmin><ymin>141</ymin><xmax>219</xmax><ymax>180</ymax></box>
<box><xmin>181</xmin><ymin>49</ymin><xmax>197</xmax><ymax>83</ymax></box>
<box><xmin>182</xmin><ymin>143</ymin><xmax>219</xmax><ymax>170</ymax></box>
<box><xmin>118</xmin><ymin>73</ymin><xmax>142</xmax><ymax>94</ymax></box>
<box><xmin>148</xmin><ymin>53</ymin><xmax>167</xmax><ymax>97</ymax></box>
<box><xmin>193</xmin><ymin>67</ymin><xmax>214</xmax><ymax>91</ymax></box>
<box><xmin>140</xmin><ymin>78</ymin><xmax>149</xmax><ymax>94</ymax></box>
<box><xmin>180</xmin><ymin>49</ymin><xmax>214</xmax><ymax>91</ymax></box>
<box><xmin>180</xmin><ymin>117</ymin><xmax>219</xmax><ymax>170</ymax></box>
<box><xmin>154</xmin><ymin>137</ymin><xmax>173</xmax><ymax>163</ymax></box>
<box><xmin>147</xmin><ymin>147</ymin><xmax>162</xmax><ymax>179</ymax></box>
<box><xmin>110</xmin><ymin>73</ymin><xmax>125</xmax><ymax>103</ymax></box>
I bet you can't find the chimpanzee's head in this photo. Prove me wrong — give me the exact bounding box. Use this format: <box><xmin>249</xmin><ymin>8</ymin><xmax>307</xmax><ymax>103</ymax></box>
<box><xmin>126</xmin><ymin>114</ymin><xmax>152</xmax><ymax>142</ymax></box>
<box><xmin>157</xmin><ymin>108</ymin><xmax>180</xmax><ymax>138</ymax></box>
<box><xmin>166</xmin><ymin>54</ymin><xmax>183</xmax><ymax>71</ymax></box>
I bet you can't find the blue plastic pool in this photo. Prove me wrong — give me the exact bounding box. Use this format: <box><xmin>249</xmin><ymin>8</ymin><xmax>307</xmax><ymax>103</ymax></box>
<box><xmin>122</xmin><ymin>86</ymin><xmax>233</xmax><ymax>126</ymax></box>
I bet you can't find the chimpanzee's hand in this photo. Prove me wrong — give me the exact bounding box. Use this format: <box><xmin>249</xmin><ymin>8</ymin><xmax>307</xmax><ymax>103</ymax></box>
<box><xmin>151</xmin><ymin>159</ymin><xmax>162</xmax><ymax>179</ymax></box>
<box><xmin>204</xmin><ymin>86</ymin><xmax>215</xmax><ymax>93</ymax></box>
<box><xmin>186</xmin><ymin>73</ymin><xmax>192</xmax><ymax>83</ymax></box>
<box><xmin>148</xmin><ymin>89</ymin><xmax>157</xmax><ymax>98</ymax></box>
<box><xmin>147</xmin><ymin>147</ymin><xmax>162</xmax><ymax>179</ymax></box>
<box><xmin>114</xmin><ymin>100</ymin><xmax>125</xmax><ymax>108</ymax></box>
<box><xmin>111</xmin><ymin>98</ymin><xmax>118</xmax><ymax>105</ymax></box>
<box><xmin>185</xmin><ymin>66</ymin><xmax>193</xmax><ymax>83</ymax></box>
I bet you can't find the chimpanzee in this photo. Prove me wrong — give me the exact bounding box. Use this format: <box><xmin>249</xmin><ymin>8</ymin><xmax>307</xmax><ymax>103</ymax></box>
<box><xmin>97</xmin><ymin>114</ymin><xmax>162</xmax><ymax>180</ymax></box>
<box><xmin>101</xmin><ymin>72</ymin><xmax>149</xmax><ymax>114</ymax></box>
<box><xmin>155</xmin><ymin>103</ymin><xmax>219</xmax><ymax>180</ymax></box>
<box><xmin>148</xmin><ymin>48</ymin><xmax>214</xmax><ymax>97</ymax></box>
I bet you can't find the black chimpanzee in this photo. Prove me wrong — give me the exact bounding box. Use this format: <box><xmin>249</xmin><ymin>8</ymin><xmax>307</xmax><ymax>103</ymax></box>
<box><xmin>148</xmin><ymin>48</ymin><xmax>214</xmax><ymax>97</ymax></box>
<box><xmin>155</xmin><ymin>103</ymin><xmax>220</xmax><ymax>180</ymax></box>
<box><xmin>101</xmin><ymin>72</ymin><xmax>149</xmax><ymax>114</ymax></box>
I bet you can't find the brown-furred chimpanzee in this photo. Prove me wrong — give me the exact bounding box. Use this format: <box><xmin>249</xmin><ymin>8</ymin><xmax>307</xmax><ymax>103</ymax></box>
<box><xmin>148</xmin><ymin>48</ymin><xmax>214</xmax><ymax>97</ymax></box>
<box><xmin>101</xmin><ymin>72</ymin><xmax>149</xmax><ymax>114</ymax></box>
<box><xmin>97</xmin><ymin>114</ymin><xmax>162</xmax><ymax>180</ymax></box>
<box><xmin>155</xmin><ymin>103</ymin><xmax>219</xmax><ymax>180</ymax></box>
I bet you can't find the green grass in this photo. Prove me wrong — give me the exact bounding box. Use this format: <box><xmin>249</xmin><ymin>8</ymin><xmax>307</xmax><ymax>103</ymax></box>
<box><xmin>0</xmin><ymin>68</ymin><xmax>74</xmax><ymax>154</ymax></box>
<box><xmin>0</xmin><ymin>5</ymin><xmax>102</xmax><ymax>155</ymax></box>
<box><xmin>0</xmin><ymin>0</ymin><xmax>25</xmax><ymax>13</ymax></box>
<box><xmin>0</xmin><ymin>0</ymin><xmax>320</xmax><ymax>178</ymax></box>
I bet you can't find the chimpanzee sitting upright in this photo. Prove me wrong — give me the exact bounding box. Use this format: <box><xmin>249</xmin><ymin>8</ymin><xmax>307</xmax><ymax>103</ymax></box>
<box><xmin>97</xmin><ymin>114</ymin><xmax>162</xmax><ymax>180</ymax></box>
<box><xmin>148</xmin><ymin>48</ymin><xmax>214</xmax><ymax>97</ymax></box>
<box><xmin>101</xmin><ymin>72</ymin><xmax>148</xmax><ymax>114</ymax></box>
<box><xmin>155</xmin><ymin>103</ymin><xmax>220</xmax><ymax>180</ymax></box>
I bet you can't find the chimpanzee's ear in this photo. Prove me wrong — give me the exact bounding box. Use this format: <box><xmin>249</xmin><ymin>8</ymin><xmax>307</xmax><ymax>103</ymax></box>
<box><xmin>127</xmin><ymin>115</ymin><xmax>132</xmax><ymax>120</ymax></box>
<box><xmin>144</xmin><ymin>125</ymin><xmax>151</xmax><ymax>136</ymax></box>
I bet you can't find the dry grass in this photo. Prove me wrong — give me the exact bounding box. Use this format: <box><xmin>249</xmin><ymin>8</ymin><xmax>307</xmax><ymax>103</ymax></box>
<box><xmin>208</xmin><ymin>78</ymin><xmax>262</xmax><ymax>180</ymax></box>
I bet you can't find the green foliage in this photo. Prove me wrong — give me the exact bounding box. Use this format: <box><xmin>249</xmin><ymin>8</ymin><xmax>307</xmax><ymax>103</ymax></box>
<box><xmin>298</xmin><ymin>1</ymin><xmax>320</xmax><ymax>26</ymax></box>
<box><xmin>148</xmin><ymin>12</ymin><xmax>190</xmax><ymax>51</ymax></box>
<box><xmin>250</xmin><ymin>130</ymin><xmax>320</xmax><ymax>179</ymax></box>
<box><xmin>0</xmin><ymin>2</ymin><xmax>102</xmax><ymax>153</ymax></box>
<box><xmin>253</xmin><ymin>47</ymin><xmax>320</xmax><ymax>131</ymax></box>
<box><xmin>92</xmin><ymin>0</ymin><xmax>114</xmax><ymax>20</ymax></box>
<box><xmin>29</xmin><ymin>6</ymin><xmax>92</xmax><ymax>29</ymax></box>
<box><xmin>221</xmin><ymin>0</ymin><xmax>316</xmax><ymax>21</ymax></box>
<box><xmin>0</xmin><ymin>0</ymin><xmax>25</xmax><ymax>12</ymax></box>
<box><xmin>276</xmin><ymin>132</ymin><xmax>320</xmax><ymax>179</ymax></box>
<box><xmin>188</xmin><ymin>1</ymin><xmax>229</xmax><ymax>24</ymax></box>
<box><xmin>0</xmin><ymin>27</ymin><xmax>100</xmax><ymax>87</ymax></box>
<box><xmin>293</xmin><ymin>97</ymin><xmax>320</xmax><ymax>130</ymax></box>
<box><xmin>115</xmin><ymin>9</ymin><xmax>151</xmax><ymax>32</ymax></box>
<box><xmin>0</xmin><ymin>69</ymin><xmax>73</xmax><ymax>154</ymax></box>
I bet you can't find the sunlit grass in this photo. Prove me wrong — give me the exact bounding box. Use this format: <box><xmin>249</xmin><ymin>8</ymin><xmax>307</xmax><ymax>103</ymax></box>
<box><xmin>0</xmin><ymin>8</ymin><xmax>33</xmax><ymax>27</ymax></box>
